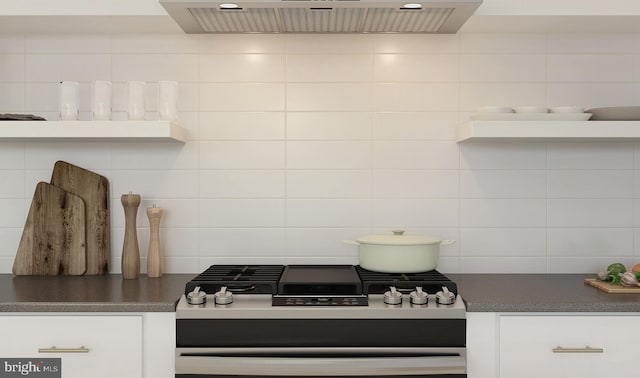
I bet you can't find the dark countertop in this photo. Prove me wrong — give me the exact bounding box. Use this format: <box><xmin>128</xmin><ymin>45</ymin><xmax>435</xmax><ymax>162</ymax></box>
<box><xmin>451</xmin><ymin>274</ymin><xmax>640</xmax><ymax>312</ymax></box>
<box><xmin>0</xmin><ymin>274</ymin><xmax>194</xmax><ymax>312</ymax></box>
<box><xmin>1</xmin><ymin>273</ymin><xmax>639</xmax><ymax>313</ymax></box>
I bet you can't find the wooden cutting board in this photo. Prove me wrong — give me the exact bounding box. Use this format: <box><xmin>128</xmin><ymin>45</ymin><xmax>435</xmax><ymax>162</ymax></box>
<box><xmin>13</xmin><ymin>182</ymin><xmax>86</xmax><ymax>275</ymax></box>
<box><xmin>584</xmin><ymin>278</ymin><xmax>640</xmax><ymax>293</ymax></box>
<box><xmin>50</xmin><ymin>160</ymin><xmax>110</xmax><ymax>275</ymax></box>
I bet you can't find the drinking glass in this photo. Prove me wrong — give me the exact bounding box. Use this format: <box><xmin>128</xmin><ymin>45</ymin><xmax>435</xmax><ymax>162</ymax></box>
<box><xmin>127</xmin><ymin>81</ymin><xmax>146</xmax><ymax>120</ymax></box>
<box><xmin>58</xmin><ymin>81</ymin><xmax>80</xmax><ymax>121</ymax></box>
<box><xmin>92</xmin><ymin>80</ymin><xmax>112</xmax><ymax>120</ymax></box>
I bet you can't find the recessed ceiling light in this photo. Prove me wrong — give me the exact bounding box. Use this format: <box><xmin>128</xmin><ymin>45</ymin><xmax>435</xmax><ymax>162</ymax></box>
<box><xmin>401</xmin><ymin>3</ymin><xmax>422</xmax><ymax>9</ymax></box>
<box><xmin>220</xmin><ymin>3</ymin><xmax>240</xmax><ymax>9</ymax></box>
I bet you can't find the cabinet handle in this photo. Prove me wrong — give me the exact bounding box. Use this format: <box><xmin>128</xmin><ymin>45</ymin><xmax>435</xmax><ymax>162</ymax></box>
<box><xmin>552</xmin><ymin>346</ymin><xmax>603</xmax><ymax>354</ymax></box>
<box><xmin>38</xmin><ymin>346</ymin><xmax>90</xmax><ymax>354</ymax></box>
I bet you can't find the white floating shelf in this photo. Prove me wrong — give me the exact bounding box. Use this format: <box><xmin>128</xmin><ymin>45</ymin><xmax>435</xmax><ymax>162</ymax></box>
<box><xmin>0</xmin><ymin>121</ymin><xmax>187</xmax><ymax>142</ymax></box>
<box><xmin>457</xmin><ymin>121</ymin><xmax>640</xmax><ymax>142</ymax></box>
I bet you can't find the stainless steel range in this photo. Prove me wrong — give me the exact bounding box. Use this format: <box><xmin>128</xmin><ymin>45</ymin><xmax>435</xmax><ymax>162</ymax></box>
<box><xmin>176</xmin><ymin>265</ymin><xmax>466</xmax><ymax>378</ymax></box>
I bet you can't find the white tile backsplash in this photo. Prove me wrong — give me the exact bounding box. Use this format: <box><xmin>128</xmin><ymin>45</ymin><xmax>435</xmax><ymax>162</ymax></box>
<box><xmin>287</xmin><ymin>141</ymin><xmax>372</xmax><ymax>169</ymax></box>
<box><xmin>547</xmin><ymin>33</ymin><xmax>636</xmax><ymax>54</ymax></box>
<box><xmin>459</xmin><ymin>83</ymin><xmax>548</xmax><ymax>111</ymax></box>
<box><xmin>287</xmin><ymin>171</ymin><xmax>372</xmax><ymax>199</ymax></box>
<box><xmin>373</xmin><ymin>112</ymin><xmax>458</xmax><ymax>140</ymax></box>
<box><xmin>372</xmin><ymin>34</ymin><xmax>459</xmax><ymax>54</ymax></box>
<box><xmin>287</xmin><ymin>112</ymin><xmax>372</xmax><ymax>140</ymax></box>
<box><xmin>287</xmin><ymin>83</ymin><xmax>372</xmax><ymax>111</ymax></box>
<box><xmin>200</xmin><ymin>54</ymin><xmax>286</xmax><ymax>83</ymax></box>
<box><xmin>547</xmin><ymin>54</ymin><xmax>635</xmax><ymax>82</ymax></box>
<box><xmin>548</xmin><ymin>199</ymin><xmax>634</xmax><ymax>227</ymax></box>
<box><xmin>0</xmin><ymin>200</ymin><xmax>26</xmax><ymax>227</ymax></box>
<box><xmin>548</xmin><ymin>170</ymin><xmax>634</xmax><ymax>198</ymax></box>
<box><xmin>111</xmin><ymin>34</ymin><xmax>200</xmax><ymax>54</ymax></box>
<box><xmin>373</xmin><ymin>141</ymin><xmax>459</xmax><ymax>169</ymax></box>
<box><xmin>200</xmin><ymin>35</ymin><xmax>286</xmax><ymax>54</ymax></box>
<box><xmin>373</xmin><ymin>170</ymin><xmax>459</xmax><ymax>199</ymax></box>
<box><xmin>199</xmin><ymin>112</ymin><xmax>285</xmax><ymax>140</ymax></box>
<box><xmin>0</xmin><ymin>170</ymin><xmax>25</xmax><ymax>198</ymax></box>
<box><xmin>199</xmin><ymin>83</ymin><xmax>285</xmax><ymax>111</ymax></box>
<box><xmin>460</xmin><ymin>54</ymin><xmax>546</xmax><ymax>82</ymax></box>
<box><xmin>548</xmin><ymin>83</ymin><xmax>635</xmax><ymax>108</ymax></box>
<box><xmin>459</xmin><ymin>170</ymin><xmax>547</xmax><ymax>198</ymax></box>
<box><xmin>547</xmin><ymin>228</ymin><xmax>633</xmax><ymax>257</ymax></box>
<box><xmin>288</xmin><ymin>55</ymin><xmax>372</xmax><ymax>82</ymax></box>
<box><xmin>460</xmin><ymin>228</ymin><xmax>546</xmax><ymax>257</ymax></box>
<box><xmin>3</xmin><ymin>32</ymin><xmax>640</xmax><ymax>273</ymax></box>
<box><xmin>373</xmin><ymin>83</ymin><xmax>459</xmax><ymax>111</ymax></box>
<box><xmin>25</xmin><ymin>34</ymin><xmax>111</xmax><ymax>54</ymax></box>
<box><xmin>373</xmin><ymin>54</ymin><xmax>458</xmax><ymax>82</ymax></box>
<box><xmin>0</xmin><ymin>83</ymin><xmax>24</xmax><ymax>111</ymax></box>
<box><xmin>111</xmin><ymin>54</ymin><xmax>199</xmax><ymax>82</ymax></box>
<box><xmin>0</xmin><ymin>54</ymin><xmax>24</xmax><ymax>81</ymax></box>
<box><xmin>459</xmin><ymin>33</ymin><xmax>546</xmax><ymax>54</ymax></box>
<box><xmin>373</xmin><ymin>199</ymin><xmax>459</xmax><ymax>227</ymax></box>
<box><xmin>200</xmin><ymin>170</ymin><xmax>285</xmax><ymax>198</ymax></box>
<box><xmin>25</xmin><ymin>54</ymin><xmax>111</xmax><ymax>82</ymax></box>
<box><xmin>200</xmin><ymin>141</ymin><xmax>285</xmax><ymax>169</ymax></box>
<box><xmin>547</xmin><ymin>142</ymin><xmax>634</xmax><ymax>169</ymax></box>
<box><xmin>460</xmin><ymin>199</ymin><xmax>547</xmax><ymax>227</ymax></box>
<box><xmin>287</xmin><ymin>199</ymin><xmax>372</xmax><ymax>227</ymax></box>
<box><xmin>0</xmin><ymin>34</ymin><xmax>24</xmax><ymax>53</ymax></box>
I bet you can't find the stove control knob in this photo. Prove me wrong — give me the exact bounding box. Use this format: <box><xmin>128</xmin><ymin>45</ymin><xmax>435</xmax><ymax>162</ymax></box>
<box><xmin>384</xmin><ymin>286</ymin><xmax>403</xmax><ymax>305</ymax></box>
<box><xmin>214</xmin><ymin>286</ymin><xmax>233</xmax><ymax>305</ymax></box>
<box><xmin>435</xmin><ymin>286</ymin><xmax>455</xmax><ymax>305</ymax></box>
<box><xmin>409</xmin><ymin>286</ymin><xmax>428</xmax><ymax>305</ymax></box>
<box><xmin>187</xmin><ymin>286</ymin><xmax>206</xmax><ymax>305</ymax></box>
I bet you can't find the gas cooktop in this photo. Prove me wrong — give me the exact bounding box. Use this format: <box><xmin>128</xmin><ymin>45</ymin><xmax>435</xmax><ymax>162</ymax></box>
<box><xmin>184</xmin><ymin>264</ymin><xmax>458</xmax><ymax>297</ymax></box>
<box><xmin>185</xmin><ymin>265</ymin><xmax>458</xmax><ymax>306</ymax></box>
<box><xmin>178</xmin><ymin>264</ymin><xmax>465</xmax><ymax>319</ymax></box>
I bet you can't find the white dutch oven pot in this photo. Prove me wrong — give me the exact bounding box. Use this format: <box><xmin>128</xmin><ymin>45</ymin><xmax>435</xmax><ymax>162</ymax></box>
<box><xmin>345</xmin><ymin>230</ymin><xmax>455</xmax><ymax>273</ymax></box>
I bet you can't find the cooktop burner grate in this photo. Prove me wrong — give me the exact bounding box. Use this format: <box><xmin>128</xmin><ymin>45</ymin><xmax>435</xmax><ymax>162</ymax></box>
<box><xmin>356</xmin><ymin>266</ymin><xmax>458</xmax><ymax>295</ymax></box>
<box><xmin>184</xmin><ymin>265</ymin><xmax>284</xmax><ymax>295</ymax></box>
<box><xmin>184</xmin><ymin>265</ymin><xmax>458</xmax><ymax>297</ymax></box>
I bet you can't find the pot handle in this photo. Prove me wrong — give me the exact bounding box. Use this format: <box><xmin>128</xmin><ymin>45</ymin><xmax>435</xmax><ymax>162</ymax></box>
<box><xmin>343</xmin><ymin>240</ymin><xmax>360</xmax><ymax>246</ymax></box>
<box><xmin>440</xmin><ymin>240</ymin><xmax>455</xmax><ymax>245</ymax></box>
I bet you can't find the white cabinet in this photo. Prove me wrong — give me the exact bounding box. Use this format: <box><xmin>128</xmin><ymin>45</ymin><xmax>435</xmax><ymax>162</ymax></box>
<box><xmin>0</xmin><ymin>312</ymin><xmax>175</xmax><ymax>378</ymax></box>
<box><xmin>499</xmin><ymin>315</ymin><xmax>640</xmax><ymax>378</ymax></box>
<box><xmin>0</xmin><ymin>315</ymin><xmax>142</xmax><ymax>378</ymax></box>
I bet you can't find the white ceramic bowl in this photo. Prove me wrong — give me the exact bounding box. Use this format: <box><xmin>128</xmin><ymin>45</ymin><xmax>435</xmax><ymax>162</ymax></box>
<box><xmin>549</xmin><ymin>106</ymin><xmax>585</xmax><ymax>113</ymax></box>
<box><xmin>513</xmin><ymin>106</ymin><xmax>549</xmax><ymax>113</ymax></box>
<box><xmin>476</xmin><ymin>106</ymin><xmax>513</xmax><ymax>114</ymax></box>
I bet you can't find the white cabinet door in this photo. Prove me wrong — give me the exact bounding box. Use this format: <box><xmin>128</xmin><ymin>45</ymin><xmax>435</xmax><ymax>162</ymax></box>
<box><xmin>500</xmin><ymin>315</ymin><xmax>639</xmax><ymax>378</ymax></box>
<box><xmin>0</xmin><ymin>315</ymin><xmax>142</xmax><ymax>378</ymax></box>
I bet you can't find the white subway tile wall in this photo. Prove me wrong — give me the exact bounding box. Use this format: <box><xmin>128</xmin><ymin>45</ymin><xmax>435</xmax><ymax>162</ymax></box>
<box><xmin>1</xmin><ymin>32</ymin><xmax>640</xmax><ymax>274</ymax></box>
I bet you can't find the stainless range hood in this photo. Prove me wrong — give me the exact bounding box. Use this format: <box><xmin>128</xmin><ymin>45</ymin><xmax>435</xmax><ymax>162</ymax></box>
<box><xmin>160</xmin><ymin>0</ymin><xmax>482</xmax><ymax>33</ymax></box>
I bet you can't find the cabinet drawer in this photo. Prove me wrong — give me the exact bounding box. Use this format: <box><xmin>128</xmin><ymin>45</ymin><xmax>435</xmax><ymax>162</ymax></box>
<box><xmin>499</xmin><ymin>315</ymin><xmax>640</xmax><ymax>378</ymax></box>
<box><xmin>0</xmin><ymin>315</ymin><xmax>142</xmax><ymax>378</ymax></box>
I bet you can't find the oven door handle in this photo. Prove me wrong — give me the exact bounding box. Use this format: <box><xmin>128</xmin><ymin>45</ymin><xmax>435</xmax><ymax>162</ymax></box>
<box><xmin>176</xmin><ymin>347</ymin><xmax>466</xmax><ymax>376</ymax></box>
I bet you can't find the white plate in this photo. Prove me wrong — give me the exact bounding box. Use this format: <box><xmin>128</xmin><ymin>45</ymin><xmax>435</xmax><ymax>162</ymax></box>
<box><xmin>471</xmin><ymin>113</ymin><xmax>592</xmax><ymax>121</ymax></box>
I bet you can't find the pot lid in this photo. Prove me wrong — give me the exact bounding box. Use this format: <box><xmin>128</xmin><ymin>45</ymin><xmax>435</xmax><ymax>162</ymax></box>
<box><xmin>356</xmin><ymin>230</ymin><xmax>443</xmax><ymax>246</ymax></box>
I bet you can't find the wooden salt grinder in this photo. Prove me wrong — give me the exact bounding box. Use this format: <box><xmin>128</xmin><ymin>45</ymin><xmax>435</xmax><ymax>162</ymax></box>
<box><xmin>146</xmin><ymin>205</ymin><xmax>163</xmax><ymax>278</ymax></box>
<box><xmin>121</xmin><ymin>193</ymin><xmax>141</xmax><ymax>279</ymax></box>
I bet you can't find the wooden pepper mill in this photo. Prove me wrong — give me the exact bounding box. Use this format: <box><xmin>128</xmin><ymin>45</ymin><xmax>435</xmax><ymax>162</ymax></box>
<box><xmin>121</xmin><ymin>192</ymin><xmax>141</xmax><ymax>279</ymax></box>
<box><xmin>146</xmin><ymin>205</ymin><xmax>163</xmax><ymax>278</ymax></box>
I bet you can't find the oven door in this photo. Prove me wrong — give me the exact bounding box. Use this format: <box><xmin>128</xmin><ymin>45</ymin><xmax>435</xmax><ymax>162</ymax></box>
<box><xmin>175</xmin><ymin>347</ymin><xmax>466</xmax><ymax>377</ymax></box>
